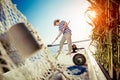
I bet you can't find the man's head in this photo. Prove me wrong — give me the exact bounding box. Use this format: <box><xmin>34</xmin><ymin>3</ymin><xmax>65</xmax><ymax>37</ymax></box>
<box><xmin>54</xmin><ymin>19</ymin><xmax>60</xmax><ymax>26</ymax></box>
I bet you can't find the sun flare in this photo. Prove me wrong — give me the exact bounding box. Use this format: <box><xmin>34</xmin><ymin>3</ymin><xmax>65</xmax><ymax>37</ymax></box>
<box><xmin>88</xmin><ymin>11</ymin><xmax>96</xmax><ymax>18</ymax></box>
<box><xmin>84</xmin><ymin>10</ymin><xmax>96</xmax><ymax>27</ymax></box>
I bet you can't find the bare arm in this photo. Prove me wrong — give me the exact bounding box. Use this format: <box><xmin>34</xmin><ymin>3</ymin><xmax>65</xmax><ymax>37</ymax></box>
<box><xmin>62</xmin><ymin>21</ymin><xmax>70</xmax><ymax>32</ymax></box>
<box><xmin>52</xmin><ymin>31</ymin><xmax>62</xmax><ymax>44</ymax></box>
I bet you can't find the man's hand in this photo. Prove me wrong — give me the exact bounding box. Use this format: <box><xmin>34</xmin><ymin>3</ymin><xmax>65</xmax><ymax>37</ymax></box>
<box><xmin>51</xmin><ymin>41</ymin><xmax>55</xmax><ymax>45</ymax></box>
<box><xmin>51</xmin><ymin>37</ymin><xmax>58</xmax><ymax>44</ymax></box>
<box><xmin>52</xmin><ymin>31</ymin><xmax>62</xmax><ymax>44</ymax></box>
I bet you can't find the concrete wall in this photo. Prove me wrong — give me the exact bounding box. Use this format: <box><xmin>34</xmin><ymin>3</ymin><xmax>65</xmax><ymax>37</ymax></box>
<box><xmin>0</xmin><ymin>41</ymin><xmax>16</xmax><ymax>74</ymax></box>
<box><xmin>7</xmin><ymin>23</ymin><xmax>42</xmax><ymax>58</ymax></box>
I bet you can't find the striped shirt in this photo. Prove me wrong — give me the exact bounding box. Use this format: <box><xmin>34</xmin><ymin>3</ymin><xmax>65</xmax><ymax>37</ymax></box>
<box><xmin>59</xmin><ymin>20</ymin><xmax>71</xmax><ymax>34</ymax></box>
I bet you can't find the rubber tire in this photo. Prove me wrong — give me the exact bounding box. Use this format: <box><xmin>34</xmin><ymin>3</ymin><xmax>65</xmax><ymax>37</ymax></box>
<box><xmin>73</xmin><ymin>54</ymin><xmax>86</xmax><ymax>66</ymax></box>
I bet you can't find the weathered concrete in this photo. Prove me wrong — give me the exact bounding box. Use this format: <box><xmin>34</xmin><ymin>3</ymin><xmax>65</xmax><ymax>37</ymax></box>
<box><xmin>7</xmin><ymin>23</ymin><xmax>41</xmax><ymax>58</ymax></box>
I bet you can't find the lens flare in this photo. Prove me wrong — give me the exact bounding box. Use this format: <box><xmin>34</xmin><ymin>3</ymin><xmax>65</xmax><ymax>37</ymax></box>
<box><xmin>88</xmin><ymin>11</ymin><xmax>96</xmax><ymax>18</ymax></box>
<box><xmin>84</xmin><ymin>10</ymin><xmax>97</xmax><ymax>27</ymax></box>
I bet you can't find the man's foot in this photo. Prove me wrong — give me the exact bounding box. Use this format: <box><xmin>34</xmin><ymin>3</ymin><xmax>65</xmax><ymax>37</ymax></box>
<box><xmin>66</xmin><ymin>52</ymin><xmax>72</xmax><ymax>55</ymax></box>
<box><xmin>55</xmin><ymin>55</ymin><xmax>58</xmax><ymax>60</ymax></box>
<box><xmin>54</xmin><ymin>50</ymin><xmax>61</xmax><ymax>60</ymax></box>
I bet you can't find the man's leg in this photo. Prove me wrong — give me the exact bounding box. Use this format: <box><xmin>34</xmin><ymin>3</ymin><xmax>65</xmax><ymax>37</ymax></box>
<box><xmin>56</xmin><ymin>35</ymin><xmax>66</xmax><ymax>59</ymax></box>
<box><xmin>66</xmin><ymin>32</ymin><xmax>72</xmax><ymax>54</ymax></box>
<box><xmin>59</xmin><ymin>35</ymin><xmax>66</xmax><ymax>52</ymax></box>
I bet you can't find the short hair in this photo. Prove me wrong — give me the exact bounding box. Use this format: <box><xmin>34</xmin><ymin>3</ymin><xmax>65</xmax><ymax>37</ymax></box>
<box><xmin>54</xmin><ymin>19</ymin><xmax>60</xmax><ymax>26</ymax></box>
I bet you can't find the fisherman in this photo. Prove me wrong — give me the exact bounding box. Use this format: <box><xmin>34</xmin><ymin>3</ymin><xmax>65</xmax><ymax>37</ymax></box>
<box><xmin>52</xmin><ymin>19</ymin><xmax>72</xmax><ymax>58</ymax></box>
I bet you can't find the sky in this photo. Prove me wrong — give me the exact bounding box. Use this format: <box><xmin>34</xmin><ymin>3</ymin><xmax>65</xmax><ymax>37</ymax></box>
<box><xmin>11</xmin><ymin>0</ymin><xmax>92</xmax><ymax>45</ymax></box>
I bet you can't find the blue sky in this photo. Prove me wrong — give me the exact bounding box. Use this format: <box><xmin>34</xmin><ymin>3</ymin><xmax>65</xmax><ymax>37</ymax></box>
<box><xmin>11</xmin><ymin>0</ymin><xmax>92</xmax><ymax>45</ymax></box>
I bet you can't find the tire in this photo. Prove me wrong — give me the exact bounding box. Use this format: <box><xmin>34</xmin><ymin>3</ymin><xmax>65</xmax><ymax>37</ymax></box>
<box><xmin>73</xmin><ymin>54</ymin><xmax>86</xmax><ymax>66</ymax></box>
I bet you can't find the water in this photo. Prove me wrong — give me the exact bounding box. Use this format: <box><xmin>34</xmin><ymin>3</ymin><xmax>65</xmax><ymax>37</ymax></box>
<box><xmin>27</xmin><ymin>40</ymin><xmax>91</xmax><ymax>62</ymax></box>
<box><xmin>48</xmin><ymin>40</ymin><xmax>91</xmax><ymax>56</ymax></box>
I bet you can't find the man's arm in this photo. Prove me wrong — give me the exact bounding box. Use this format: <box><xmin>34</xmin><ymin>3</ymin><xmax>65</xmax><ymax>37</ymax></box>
<box><xmin>52</xmin><ymin>31</ymin><xmax>62</xmax><ymax>44</ymax></box>
<box><xmin>62</xmin><ymin>21</ymin><xmax>70</xmax><ymax>32</ymax></box>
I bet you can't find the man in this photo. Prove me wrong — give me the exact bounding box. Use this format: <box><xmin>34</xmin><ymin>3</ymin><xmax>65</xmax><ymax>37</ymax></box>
<box><xmin>52</xmin><ymin>19</ymin><xmax>72</xmax><ymax>58</ymax></box>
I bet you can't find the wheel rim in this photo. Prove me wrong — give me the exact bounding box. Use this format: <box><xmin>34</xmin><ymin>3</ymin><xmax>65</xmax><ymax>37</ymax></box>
<box><xmin>73</xmin><ymin>54</ymin><xmax>86</xmax><ymax>66</ymax></box>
